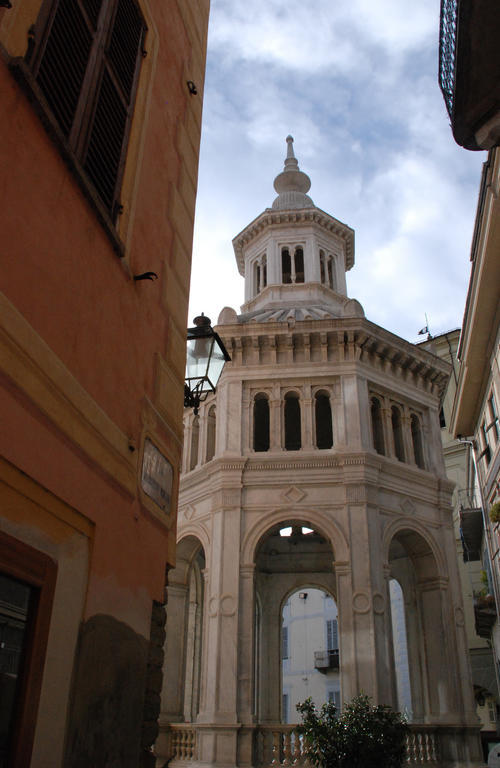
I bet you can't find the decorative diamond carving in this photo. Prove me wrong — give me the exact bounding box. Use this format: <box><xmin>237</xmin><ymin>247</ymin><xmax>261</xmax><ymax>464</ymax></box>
<box><xmin>282</xmin><ymin>486</ymin><xmax>306</xmax><ymax>503</ymax></box>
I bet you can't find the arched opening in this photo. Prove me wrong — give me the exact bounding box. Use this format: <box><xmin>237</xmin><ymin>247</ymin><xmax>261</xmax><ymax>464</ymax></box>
<box><xmin>255</xmin><ymin>262</ymin><xmax>261</xmax><ymax>295</ymax></box>
<box><xmin>319</xmin><ymin>250</ymin><xmax>326</xmax><ymax>284</ymax></box>
<box><xmin>371</xmin><ymin>397</ymin><xmax>385</xmax><ymax>455</ymax></box>
<box><xmin>281</xmin><ymin>587</ymin><xmax>340</xmax><ymax>722</ymax></box>
<box><xmin>254</xmin><ymin>522</ymin><xmax>337</xmax><ymax>729</ymax></box>
<box><xmin>205</xmin><ymin>405</ymin><xmax>216</xmax><ymax>462</ymax></box>
<box><xmin>262</xmin><ymin>255</ymin><xmax>267</xmax><ymax>289</ymax></box>
<box><xmin>294</xmin><ymin>247</ymin><xmax>304</xmax><ymax>283</ymax></box>
<box><xmin>284</xmin><ymin>392</ymin><xmax>301</xmax><ymax>451</ymax></box>
<box><xmin>282</xmin><ymin>248</ymin><xmax>292</xmax><ymax>284</ymax></box>
<box><xmin>389</xmin><ymin>578</ymin><xmax>412</xmax><ymax>719</ymax></box>
<box><xmin>190</xmin><ymin>415</ymin><xmax>199</xmax><ymax>471</ymax></box>
<box><xmin>410</xmin><ymin>414</ymin><xmax>425</xmax><ymax>469</ymax></box>
<box><xmin>254</xmin><ymin>394</ymin><xmax>270</xmax><ymax>452</ymax></box>
<box><xmin>327</xmin><ymin>257</ymin><xmax>335</xmax><ymax>290</ymax></box>
<box><xmin>388</xmin><ymin>528</ymin><xmax>449</xmax><ymax>722</ymax></box>
<box><xmin>391</xmin><ymin>406</ymin><xmax>405</xmax><ymax>462</ymax></box>
<box><xmin>161</xmin><ymin>537</ymin><xmax>205</xmax><ymax>727</ymax></box>
<box><xmin>315</xmin><ymin>391</ymin><xmax>333</xmax><ymax>449</ymax></box>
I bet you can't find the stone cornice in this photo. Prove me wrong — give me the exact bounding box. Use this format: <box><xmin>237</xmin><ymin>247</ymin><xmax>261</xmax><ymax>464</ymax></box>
<box><xmin>216</xmin><ymin>315</ymin><xmax>450</xmax><ymax>400</ymax></box>
<box><xmin>232</xmin><ymin>206</ymin><xmax>355</xmax><ymax>275</ymax></box>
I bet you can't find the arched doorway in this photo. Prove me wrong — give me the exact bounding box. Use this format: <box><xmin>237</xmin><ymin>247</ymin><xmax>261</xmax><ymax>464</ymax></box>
<box><xmin>388</xmin><ymin>528</ymin><xmax>451</xmax><ymax>723</ymax></box>
<box><xmin>160</xmin><ymin>536</ymin><xmax>205</xmax><ymax>724</ymax></box>
<box><xmin>281</xmin><ymin>587</ymin><xmax>340</xmax><ymax>723</ymax></box>
<box><xmin>254</xmin><ymin>522</ymin><xmax>336</xmax><ymax>724</ymax></box>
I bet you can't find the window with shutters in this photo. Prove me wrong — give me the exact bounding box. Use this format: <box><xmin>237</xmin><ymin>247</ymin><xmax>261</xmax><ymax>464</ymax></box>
<box><xmin>282</xmin><ymin>626</ymin><xmax>289</xmax><ymax>659</ymax></box>
<box><xmin>326</xmin><ymin>619</ymin><xmax>338</xmax><ymax>651</ymax></box>
<box><xmin>25</xmin><ymin>0</ymin><xmax>147</xmax><ymax>223</ymax></box>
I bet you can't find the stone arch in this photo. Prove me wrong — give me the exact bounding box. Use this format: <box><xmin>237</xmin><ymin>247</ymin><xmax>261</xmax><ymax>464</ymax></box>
<box><xmin>384</xmin><ymin>523</ymin><xmax>452</xmax><ymax>722</ymax></box>
<box><xmin>382</xmin><ymin>518</ymin><xmax>447</xmax><ymax>579</ymax></box>
<box><xmin>162</xmin><ymin>534</ymin><xmax>206</xmax><ymax>727</ymax></box>
<box><xmin>241</xmin><ymin>507</ymin><xmax>349</xmax><ymax>567</ymax></box>
<box><xmin>176</xmin><ymin>525</ymin><xmax>211</xmax><ymax>572</ymax></box>
<box><xmin>253</xmin><ymin>392</ymin><xmax>270</xmax><ymax>452</ymax></box>
<box><xmin>283</xmin><ymin>391</ymin><xmax>301</xmax><ymax>450</ymax></box>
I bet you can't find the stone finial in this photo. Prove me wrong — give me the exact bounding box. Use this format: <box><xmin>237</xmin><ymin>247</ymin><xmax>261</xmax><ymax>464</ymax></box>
<box><xmin>272</xmin><ymin>136</ymin><xmax>314</xmax><ymax>210</ymax></box>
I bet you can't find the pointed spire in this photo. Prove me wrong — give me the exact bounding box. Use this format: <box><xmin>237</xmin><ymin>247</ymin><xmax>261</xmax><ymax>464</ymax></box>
<box><xmin>272</xmin><ymin>136</ymin><xmax>314</xmax><ymax>210</ymax></box>
<box><xmin>284</xmin><ymin>135</ymin><xmax>299</xmax><ymax>171</ymax></box>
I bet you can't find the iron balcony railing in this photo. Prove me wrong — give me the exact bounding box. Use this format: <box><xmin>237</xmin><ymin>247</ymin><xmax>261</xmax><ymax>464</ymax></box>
<box><xmin>314</xmin><ymin>649</ymin><xmax>340</xmax><ymax>671</ymax></box>
<box><xmin>438</xmin><ymin>0</ymin><xmax>458</xmax><ymax>117</ymax></box>
<box><xmin>458</xmin><ymin>488</ymin><xmax>483</xmax><ymax>563</ymax></box>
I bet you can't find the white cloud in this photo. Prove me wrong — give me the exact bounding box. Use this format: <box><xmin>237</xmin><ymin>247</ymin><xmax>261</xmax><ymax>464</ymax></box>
<box><xmin>190</xmin><ymin>0</ymin><xmax>485</xmax><ymax>342</ymax></box>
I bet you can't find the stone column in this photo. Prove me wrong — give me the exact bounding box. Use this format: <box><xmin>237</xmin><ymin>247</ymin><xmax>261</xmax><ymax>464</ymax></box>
<box><xmin>302</xmin><ymin>384</ymin><xmax>313</xmax><ymax>450</ymax></box>
<box><xmin>196</xmin><ymin>487</ymin><xmax>243</xmax><ymax>767</ymax></box>
<box><xmin>337</xmin><ymin>491</ymin><xmax>398</xmax><ymax>707</ymax></box>
<box><xmin>401</xmin><ymin>408</ymin><xmax>414</xmax><ymax>465</ymax></box>
<box><xmin>270</xmin><ymin>386</ymin><xmax>281</xmax><ymax>450</ymax></box>
<box><xmin>160</xmin><ymin>580</ymin><xmax>189</xmax><ymax>722</ymax></box>
<box><xmin>381</xmin><ymin>399</ymin><xmax>394</xmax><ymax>458</ymax></box>
<box><xmin>237</xmin><ymin>564</ymin><xmax>257</xmax><ymax>768</ymax></box>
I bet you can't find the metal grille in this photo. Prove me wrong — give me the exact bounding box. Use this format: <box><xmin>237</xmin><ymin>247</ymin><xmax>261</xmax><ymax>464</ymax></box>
<box><xmin>84</xmin><ymin>67</ymin><xmax>127</xmax><ymax>211</ymax></box>
<box><xmin>438</xmin><ymin>0</ymin><xmax>458</xmax><ymax>116</ymax></box>
<box><xmin>36</xmin><ymin>0</ymin><xmax>93</xmax><ymax>137</ymax></box>
<box><xmin>108</xmin><ymin>0</ymin><xmax>145</xmax><ymax>100</ymax></box>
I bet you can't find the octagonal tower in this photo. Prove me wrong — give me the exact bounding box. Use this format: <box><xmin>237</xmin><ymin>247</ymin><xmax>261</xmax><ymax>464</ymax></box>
<box><xmin>157</xmin><ymin>139</ymin><xmax>482</xmax><ymax>768</ymax></box>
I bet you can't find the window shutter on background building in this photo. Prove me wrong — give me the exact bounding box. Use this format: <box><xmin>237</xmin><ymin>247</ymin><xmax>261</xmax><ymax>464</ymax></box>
<box><xmin>326</xmin><ymin>619</ymin><xmax>338</xmax><ymax>650</ymax></box>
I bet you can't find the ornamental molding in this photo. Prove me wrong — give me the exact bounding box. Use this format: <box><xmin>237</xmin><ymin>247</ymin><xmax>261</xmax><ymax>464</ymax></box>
<box><xmin>232</xmin><ymin>206</ymin><xmax>355</xmax><ymax>276</ymax></box>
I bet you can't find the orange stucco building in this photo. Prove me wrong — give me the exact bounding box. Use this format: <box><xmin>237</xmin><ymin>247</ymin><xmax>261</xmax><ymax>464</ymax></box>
<box><xmin>0</xmin><ymin>1</ymin><xmax>209</xmax><ymax>765</ymax></box>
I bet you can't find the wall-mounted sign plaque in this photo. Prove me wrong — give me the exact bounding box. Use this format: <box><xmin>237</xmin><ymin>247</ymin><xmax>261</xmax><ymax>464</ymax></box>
<box><xmin>141</xmin><ymin>438</ymin><xmax>173</xmax><ymax>514</ymax></box>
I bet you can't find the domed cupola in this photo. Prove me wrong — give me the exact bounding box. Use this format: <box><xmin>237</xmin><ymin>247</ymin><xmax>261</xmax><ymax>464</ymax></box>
<box><xmin>271</xmin><ymin>135</ymin><xmax>314</xmax><ymax>210</ymax></box>
<box><xmin>228</xmin><ymin>137</ymin><xmax>360</xmax><ymax>324</ymax></box>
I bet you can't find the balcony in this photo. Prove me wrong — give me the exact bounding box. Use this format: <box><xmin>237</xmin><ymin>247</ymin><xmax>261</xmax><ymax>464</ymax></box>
<box><xmin>439</xmin><ymin>0</ymin><xmax>500</xmax><ymax>149</ymax></box>
<box><xmin>458</xmin><ymin>488</ymin><xmax>483</xmax><ymax>562</ymax></box>
<box><xmin>474</xmin><ymin>594</ymin><xmax>497</xmax><ymax>638</ymax></box>
<box><xmin>314</xmin><ymin>649</ymin><xmax>339</xmax><ymax>672</ymax></box>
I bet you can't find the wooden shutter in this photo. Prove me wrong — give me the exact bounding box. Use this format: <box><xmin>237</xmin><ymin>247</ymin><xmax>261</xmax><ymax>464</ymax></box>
<box><xmin>35</xmin><ymin>0</ymin><xmax>96</xmax><ymax>137</ymax></box>
<box><xmin>83</xmin><ymin>0</ymin><xmax>146</xmax><ymax>217</ymax></box>
<box><xmin>326</xmin><ymin>619</ymin><xmax>338</xmax><ymax>651</ymax></box>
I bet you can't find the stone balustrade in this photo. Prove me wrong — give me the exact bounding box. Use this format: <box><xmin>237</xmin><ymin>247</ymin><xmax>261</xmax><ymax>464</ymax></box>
<box><xmin>159</xmin><ymin>722</ymin><xmax>481</xmax><ymax>767</ymax></box>
<box><xmin>164</xmin><ymin>724</ymin><xmax>197</xmax><ymax>764</ymax></box>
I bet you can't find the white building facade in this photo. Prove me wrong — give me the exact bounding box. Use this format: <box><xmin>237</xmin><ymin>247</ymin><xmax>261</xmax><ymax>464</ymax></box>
<box><xmin>156</xmin><ymin>138</ymin><xmax>483</xmax><ymax>768</ymax></box>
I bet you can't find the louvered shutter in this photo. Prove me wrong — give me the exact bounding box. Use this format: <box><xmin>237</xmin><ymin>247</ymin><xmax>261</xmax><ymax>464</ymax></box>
<box><xmin>326</xmin><ymin>619</ymin><xmax>338</xmax><ymax>650</ymax></box>
<box><xmin>35</xmin><ymin>0</ymin><xmax>97</xmax><ymax>137</ymax></box>
<box><xmin>31</xmin><ymin>0</ymin><xmax>145</xmax><ymax>219</ymax></box>
<box><xmin>83</xmin><ymin>0</ymin><xmax>146</xmax><ymax>217</ymax></box>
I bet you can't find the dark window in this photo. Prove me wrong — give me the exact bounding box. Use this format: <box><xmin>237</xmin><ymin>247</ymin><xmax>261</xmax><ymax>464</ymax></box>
<box><xmin>439</xmin><ymin>407</ymin><xmax>446</xmax><ymax>428</ymax></box>
<box><xmin>262</xmin><ymin>259</ymin><xmax>267</xmax><ymax>288</ymax></box>
<box><xmin>315</xmin><ymin>392</ymin><xmax>333</xmax><ymax>449</ymax></box>
<box><xmin>253</xmin><ymin>395</ymin><xmax>270</xmax><ymax>452</ymax></box>
<box><xmin>29</xmin><ymin>0</ymin><xmax>146</xmax><ymax>219</ymax></box>
<box><xmin>319</xmin><ymin>250</ymin><xmax>325</xmax><ymax>283</ymax></box>
<box><xmin>282</xmin><ymin>248</ymin><xmax>292</xmax><ymax>284</ymax></box>
<box><xmin>411</xmin><ymin>414</ymin><xmax>425</xmax><ymax>469</ymax></box>
<box><xmin>284</xmin><ymin>392</ymin><xmax>301</xmax><ymax>450</ymax></box>
<box><xmin>327</xmin><ymin>258</ymin><xmax>334</xmax><ymax>289</ymax></box>
<box><xmin>0</xmin><ymin>532</ymin><xmax>57</xmax><ymax>767</ymax></box>
<box><xmin>370</xmin><ymin>397</ymin><xmax>385</xmax><ymax>455</ymax></box>
<box><xmin>294</xmin><ymin>247</ymin><xmax>304</xmax><ymax>283</ymax></box>
<box><xmin>255</xmin><ymin>263</ymin><xmax>261</xmax><ymax>295</ymax></box>
<box><xmin>391</xmin><ymin>406</ymin><xmax>405</xmax><ymax>462</ymax></box>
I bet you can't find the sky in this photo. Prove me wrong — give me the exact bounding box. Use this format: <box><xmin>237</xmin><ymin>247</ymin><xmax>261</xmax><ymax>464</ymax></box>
<box><xmin>188</xmin><ymin>0</ymin><xmax>486</xmax><ymax>344</ymax></box>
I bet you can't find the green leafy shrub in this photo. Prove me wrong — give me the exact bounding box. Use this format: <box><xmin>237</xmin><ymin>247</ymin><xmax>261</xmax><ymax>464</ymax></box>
<box><xmin>296</xmin><ymin>694</ymin><xmax>408</xmax><ymax>768</ymax></box>
<box><xmin>490</xmin><ymin>501</ymin><xmax>500</xmax><ymax>524</ymax></box>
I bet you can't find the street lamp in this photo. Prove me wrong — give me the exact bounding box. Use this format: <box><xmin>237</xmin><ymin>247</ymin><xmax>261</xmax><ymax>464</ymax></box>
<box><xmin>184</xmin><ymin>314</ymin><xmax>231</xmax><ymax>414</ymax></box>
